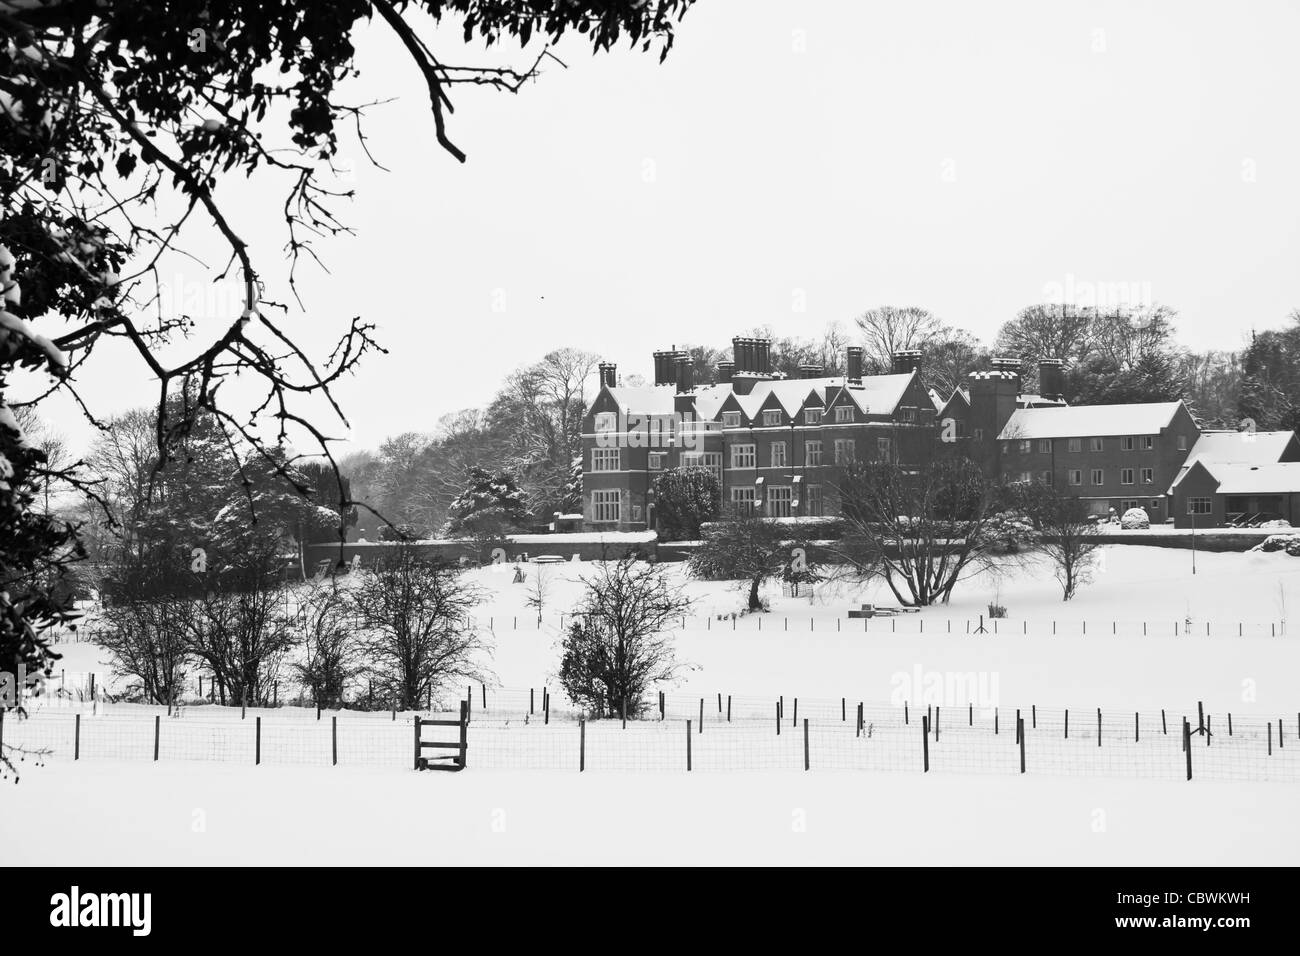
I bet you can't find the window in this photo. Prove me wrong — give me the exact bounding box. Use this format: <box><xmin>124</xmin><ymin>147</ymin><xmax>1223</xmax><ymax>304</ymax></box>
<box><xmin>805</xmin><ymin>440</ymin><xmax>823</xmax><ymax>466</ymax></box>
<box><xmin>1040</xmin><ymin>471</ymin><xmax>1054</xmax><ymax>486</ymax></box>
<box><xmin>1141</xmin><ymin>436</ymin><xmax>1154</xmax><ymax>451</ymax></box>
<box><xmin>833</xmin><ymin>439</ymin><xmax>856</xmax><ymax>464</ymax></box>
<box><xmin>834</xmin><ymin>406</ymin><xmax>853</xmax><ymax>423</ymax></box>
<box><xmin>1188</xmin><ymin>497</ymin><xmax>1212</xmax><ymax>515</ymax></box>
<box><xmin>648</xmin><ymin>452</ymin><xmax>667</xmax><ymax>471</ymax></box>
<box><xmin>973</xmin><ymin>428</ymin><xmax>984</xmax><ymax>441</ymax></box>
<box><xmin>1150</xmin><ymin>499</ymin><xmax>1162</xmax><ymax>510</ymax></box>
<box><xmin>1001</xmin><ymin>441</ymin><xmax>1011</xmax><ymax>454</ymax></box>
<box><xmin>1019</xmin><ymin>471</ymin><xmax>1032</xmax><ymax>483</ymax></box>
<box><xmin>762</xmin><ymin>409</ymin><xmax>781</xmax><ymax>427</ymax></box>
<box><xmin>730</xmin><ymin>486</ymin><xmax>757</xmax><ymax>511</ymax></box>
<box><xmin>806</xmin><ymin>485</ymin><xmax>823</xmax><ymax>516</ymax></box>
<box><xmin>682</xmin><ymin>452</ymin><xmax>722</xmax><ymax>484</ymax></box>
<box><xmin>1120</xmin><ymin>468</ymin><xmax>1135</xmax><ymax>485</ymax></box>
<box><xmin>901</xmin><ymin>408</ymin><xmax>917</xmax><ymax>423</ymax></box>
<box><xmin>804</xmin><ymin>408</ymin><xmax>822</xmax><ymax>426</ymax></box>
<box><xmin>770</xmin><ymin>441</ymin><xmax>787</xmax><ymax>467</ymax></box>
<box><xmin>1140</xmin><ymin>467</ymin><xmax>1153</xmax><ymax>485</ymax></box>
<box><xmin>1090</xmin><ymin>437</ymin><xmax>1103</xmax><ymax>452</ymax></box>
<box><xmin>731</xmin><ymin>444</ymin><xmax>756</xmax><ymax>469</ymax></box>
<box><xmin>594</xmin><ymin>411</ymin><xmax>617</xmax><ymax>433</ymax></box>
<box><xmin>1018</xmin><ymin>440</ymin><xmax>1032</xmax><ymax>454</ymax></box>
<box><xmin>592</xmin><ymin>489</ymin><xmax>620</xmax><ymax>523</ymax></box>
<box><xmin>1037</xmin><ymin>439</ymin><xmax>1051</xmax><ymax>454</ymax></box>
<box><xmin>1120</xmin><ymin>499</ymin><xmax>1140</xmax><ymax>512</ymax></box>
<box><xmin>768</xmin><ymin>485</ymin><xmax>793</xmax><ymax>518</ymax></box>
<box><xmin>722</xmin><ymin>411</ymin><xmax>742</xmax><ymax>429</ymax></box>
<box><xmin>1068</xmin><ymin>437</ymin><xmax>1082</xmax><ymax>453</ymax></box>
<box><xmin>1177</xmin><ymin>434</ymin><xmax>1188</xmax><ymax>451</ymax></box>
<box><xmin>1121</xmin><ymin>436</ymin><xmax>1135</xmax><ymax>452</ymax></box>
<box><xmin>1091</xmin><ymin>469</ymin><xmax>1104</xmax><ymax>486</ymax></box>
<box><xmin>1068</xmin><ymin>469</ymin><xmax>1082</xmax><ymax>486</ymax></box>
<box><xmin>592</xmin><ymin>448</ymin><xmax>620</xmax><ymax>472</ymax></box>
<box><xmin>876</xmin><ymin>437</ymin><xmax>891</xmax><ymax>458</ymax></box>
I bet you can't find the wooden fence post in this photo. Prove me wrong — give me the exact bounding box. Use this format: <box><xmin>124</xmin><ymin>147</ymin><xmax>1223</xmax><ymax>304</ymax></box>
<box><xmin>698</xmin><ymin>697</ymin><xmax>703</xmax><ymax>732</ymax></box>
<box><xmin>458</xmin><ymin>700</ymin><xmax>469</xmax><ymax>769</ymax></box>
<box><xmin>74</xmin><ymin>713</ymin><xmax>80</xmax><ymax>760</ymax></box>
<box><xmin>1018</xmin><ymin>717</ymin><xmax>1026</xmax><ymax>773</ymax></box>
<box><xmin>1097</xmin><ymin>708</ymin><xmax>1102</xmax><ymax>747</ymax></box>
<box><xmin>1064</xmin><ymin>709</ymin><xmax>1069</xmax><ymax>739</ymax></box>
<box><xmin>686</xmin><ymin>720</ymin><xmax>692</xmax><ymax>771</ymax></box>
<box><xmin>922</xmin><ymin>715</ymin><xmax>930</xmax><ymax>772</ymax></box>
<box><xmin>1032</xmin><ymin>704</ymin><xmax>1036</xmax><ymax>729</ymax></box>
<box><xmin>255</xmin><ymin>716</ymin><xmax>261</xmax><ymax>765</ymax></box>
<box><xmin>1228</xmin><ymin>713</ymin><xmax>1233</xmax><ymax>736</ymax></box>
<box><xmin>842</xmin><ymin>697</ymin><xmax>846</xmax><ymax>722</ymax></box>
<box><xmin>803</xmin><ymin>719</ymin><xmax>810</xmax><ymax>771</ymax></box>
<box><xmin>1184</xmin><ymin>719</ymin><xmax>1193</xmax><ymax>780</ymax></box>
<box><xmin>530</xmin><ymin>688</ymin><xmax>535</xmax><ymax>715</ymax></box>
<box><xmin>935</xmin><ymin>707</ymin><xmax>940</xmax><ymax>741</ymax></box>
<box><xmin>776</xmin><ymin>700</ymin><xmax>781</xmax><ymax>736</ymax></box>
<box><xmin>904</xmin><ymin>701</ymin><xmax>909</xmax><ymax>725</ymax></box>
<box><xmin>1268</xmin><ymin>721</ymin><xmax>1273</xmax><ymax>756</ymax></box>
<box><xmin>1135</xmin><ymin>712</ymin><xmax>1139</xmax><ymax>742</ymax></box>
<box><xmin>579</xmin><ymin>718</ymin><xmax>586</xmax><ymax>771</ymax></box>
<box><xmin>413</xmin><ymin>715</ymin><xmax>420</xmax><ymax>770</ymax></box>
<box><xmin>793</xmin><ymin>697</ymin><xmax>798</xmax><ymax>728</ymax></box>
<box><xmin>727</xmin><ymin>695</ymin><xmax>731</xmax><ymax>722</ymax></box>
<box><xmin>332</xmin><ymin>716</ymin><xmax>338</xmax><ymax>766</ymax></box>
<box><xmin>241</xmin><ymin>691</ymin><xmax>246</xmax><ymax>720</ymax></box>
<box><xmin>1162</xmin><ymin>709</ymin><xmax>1167</xmax><ymax>734</ymax></box>
<box><xmin>153</xmin><ymin>715</ymin><xmax>160</xmax><ymax>761</ymax></box>
<box><xmin>1015</xmin><ymin>709</ymin><xmax>1020</xmax><ymax>744</ymax></box>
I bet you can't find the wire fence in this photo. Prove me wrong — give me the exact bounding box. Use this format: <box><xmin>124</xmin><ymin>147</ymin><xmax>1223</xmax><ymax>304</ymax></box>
<box><xmin>4</xmin><ymin>688</ymin><xmax>1298</xmax><ymax>782</ymax></box>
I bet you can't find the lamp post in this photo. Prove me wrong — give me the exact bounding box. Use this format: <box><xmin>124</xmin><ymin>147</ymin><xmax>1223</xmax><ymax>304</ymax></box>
<box><xmin>1190</xmin><ymin>507</ymin><xmax>1197</xmax><ymax>575</ymax></box>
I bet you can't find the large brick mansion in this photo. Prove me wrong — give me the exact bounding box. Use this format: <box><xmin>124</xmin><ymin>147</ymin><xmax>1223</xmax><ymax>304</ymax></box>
<box><xmin>579</xmin><ymin>336</ymin><xmax>1300</xmax><ymax>531</ymax></box>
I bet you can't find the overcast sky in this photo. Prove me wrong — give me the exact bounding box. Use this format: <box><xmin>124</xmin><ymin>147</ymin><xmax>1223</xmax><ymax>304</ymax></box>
<box><xmin>33</xmin><ymin>0</ymin><xmax>1300</xmax><ymax>454</ymax></box>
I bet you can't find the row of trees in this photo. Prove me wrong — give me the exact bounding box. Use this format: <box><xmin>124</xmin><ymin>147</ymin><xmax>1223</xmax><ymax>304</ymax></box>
<box><xmin>100</xmin><ymin>547</ymin><xmax>488</xmax><ymax>711</ymax></box>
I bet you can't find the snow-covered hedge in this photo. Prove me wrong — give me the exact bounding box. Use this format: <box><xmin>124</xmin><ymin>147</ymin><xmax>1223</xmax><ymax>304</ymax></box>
<box><xmin>1119</xmin><ymin>508</ymin><xmax>1150</xmax><ymax>530</ymax></box>
<box><xmin>1251</xmin><ymin>534</ymin><xmax>1300</xmax><ymax>553</ymax></box>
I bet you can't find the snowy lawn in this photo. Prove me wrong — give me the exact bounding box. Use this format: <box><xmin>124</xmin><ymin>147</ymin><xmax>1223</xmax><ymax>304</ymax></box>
<box><xmin>3</xmin><ymin>760</ymin><xmax>1295</xmax><ymax>866</ymax></box>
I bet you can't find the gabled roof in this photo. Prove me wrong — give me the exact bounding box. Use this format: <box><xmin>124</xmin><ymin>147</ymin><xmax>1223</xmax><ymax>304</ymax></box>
<box><xmin>1182</xmin><ymin>430</ymin><xmax>1296</xmax><ymax>469</ymax></box>
<box><xmin>824</xmin><ymin>373</ymin><xmax>915</xmax><ymax>416</ymax></box>
<box><xmin>605</xmin><ymin>383</ymin><xmax>731</xmax><ymax>418</ymax></box>
<box><xmin>1191</xmin><ymin>461</ymin><xmax>1300</xmax><ymax>495</ymax></box>
<box><xmin>998</xmin><ymin>402</ymin><xmax>1184</xmax><ymax>440</ymax></box>
<box><xmin>734</xmin><ymin>379</ymin><xmax>826</xmax><ymax>419</ymax></box>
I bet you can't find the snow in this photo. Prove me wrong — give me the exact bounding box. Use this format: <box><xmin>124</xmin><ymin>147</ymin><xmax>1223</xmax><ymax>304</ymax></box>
<box><xmin>2</xmin><ymin>761</ymin><xmax>1294</xmax><ymax>865</ymax></box>
<box><xmin>13</xmin><ymin>545</ymin><xmax>1300</xmax><ymax>865</ymax></box>
<box><xmin>1000</xmin><ymin>402</ymin><xmax>1183</xmax><ymax>440</ymax></box>
<box><xmin>1190</xmin><ymin>462</ymin><xmax>1300</xmax><ymax>495</ymax></box>
<box><xmin>1182</xmin><ymin>430</ymin><xmax>1296</xmax><ymax>469</ymax></box>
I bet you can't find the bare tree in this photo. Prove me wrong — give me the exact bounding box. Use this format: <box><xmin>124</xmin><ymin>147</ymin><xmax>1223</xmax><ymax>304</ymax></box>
<box><xmin>688</xmin><ymin>510</ymin><xmax>817</xmax><ymax>612</ymax></box>
<box><xmin>559</xmin><ymin>559</ymin><xmax>692</xmax><ymax>718</ymax></box>
<box><xmin>1022</xmin><ymin>482</ymin><xmax>1103</xmax><ymax>600</ymax></box>
<box><xmin>524</xmin><ymin>563</ymin><xmax>555</xmax><ymax>625</ymax></box>
<box><xmin>853</xmin><ymin>306</ymin><xmax>944</xmax><ymax>372</ymax></box>
<box><xmin>832</xmin><ymin>458</ymin><xmax>998</xmax><ymax>606</ymax></box>
<box><xmin>348</xmin><ymin>546</ymin><xmax>489</xmax><ymax>710</ymax></box>
<box><xmin>292</xmin><ymin>577</ymin><xmax>359</xmax><ymax>709</ymax></box>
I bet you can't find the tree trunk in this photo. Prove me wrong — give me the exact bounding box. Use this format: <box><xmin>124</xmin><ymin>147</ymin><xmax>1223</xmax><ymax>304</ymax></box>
<box><xmin>748</xmin><ymin>577</ymin><xmax>763</xmax><ymax>611</ymax></box>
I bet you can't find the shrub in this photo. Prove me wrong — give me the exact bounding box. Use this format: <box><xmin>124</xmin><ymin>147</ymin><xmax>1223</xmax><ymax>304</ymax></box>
<box><xmin>987</xmin><ymin>602</ymin><xmax>1008</xmax><ymax>619</ymax></box>
<box><xmin>1120</xmin><ymin>508</ymin><xmax>1150</xmax><ymax>530</ymax></box>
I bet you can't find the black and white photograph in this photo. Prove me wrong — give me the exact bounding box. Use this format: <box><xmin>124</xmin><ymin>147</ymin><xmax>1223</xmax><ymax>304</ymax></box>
<box><xmin>1</xmin><ymin>0</ymin><xmax>1293</xmax><ymax>930</ymax></box>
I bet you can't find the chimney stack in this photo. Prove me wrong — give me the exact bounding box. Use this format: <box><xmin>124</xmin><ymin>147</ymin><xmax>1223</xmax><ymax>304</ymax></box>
<box><xmin>716</xmin><ymin>360</ymin><xmax>735</xmax><ymax>382</ymax></box>
<box><xmin>1037</xmin><ymin>358</ymin><xmax>1065</xmax><ymax>402</ymax></box>
<box><xmin>755</xmin><ymin>338</ymin><xmax>771</xmax><ymax>375</ymax></box>
<box><xmin>891</xmin><ymin>349</ymin><xmax>923</xmax><ymax>376</ymax></box>
<box><xmin>675</xmin><ymin>356</ymin><xmax>694</xmax><ymax>394</ymax></box>
<box><xmin>598</xmin><ymin>362</ymin><xmax>617</xmax><ymax>389</ymax></box>
<box><xmin>798</xmin><ymin>363</ymin><xmax>824</xmax><ymax>379</ymax></box>
<box><xmin>846</xmin><ymin>346</ymin><xmax>865</xmax><ymax>386</ymax></box>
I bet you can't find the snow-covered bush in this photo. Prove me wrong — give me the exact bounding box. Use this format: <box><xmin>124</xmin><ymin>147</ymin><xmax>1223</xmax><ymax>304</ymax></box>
<box><xmin>981</xmin><ymin>511</ymin><xmax>1039</xmax><ymax>554</ymax></box>
<box><xmin>1259</xmin><ymin>519</ymin><xmax>1292</xmax><ymax>529</ymax></box>
<box><xmin>1286</xmin><ymin>540</ymin><xmax>1300</xmax><ymax>557</ymax></box>
<box><xmin>1252</xmin><ymin>534</ymin><xmax>1300</xmax><ymax>553</ymax></box>
<box><xmin>1119</xmin><ymin>508</ymin><xmax>1150</xmax><ymax>530</ymax></box>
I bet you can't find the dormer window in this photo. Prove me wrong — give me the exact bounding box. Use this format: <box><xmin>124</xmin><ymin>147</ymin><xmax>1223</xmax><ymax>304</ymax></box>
<box><xmin>834</xmin><ymin>406</ymin><xmax>852</xmax><ymax>423</ymax></box>
<box><xmin>722</xmin><ymin>411</ymin><xmax>742</xmax><ymax>429</ymax></box>
<box><xmin>804</xmin><ymin>408</ymin><xmax>822</xmax><ymax>425</ymax></box>
<box><xmin>594</xmin><ymin>412</ymin><xmax>617</xmax><ymax>433</ymax></box>
<box><xmin>762</xmin><ymin>409</ymin><xmax>781</xmax><ymax>427</ymax></box>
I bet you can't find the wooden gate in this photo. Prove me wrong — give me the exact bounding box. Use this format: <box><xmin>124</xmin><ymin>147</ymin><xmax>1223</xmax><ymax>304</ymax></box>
<box><xmin>413</xmin><ymin>701</ymin><xmax>468</xmax><ymax>771</ymax></box>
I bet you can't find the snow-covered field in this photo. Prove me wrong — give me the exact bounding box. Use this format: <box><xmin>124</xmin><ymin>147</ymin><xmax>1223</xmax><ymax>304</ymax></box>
<box><xmin>5</xmin><ymin>761</ymin><xmax>1295</xmax><ymax>866</ymax></box>
<box><xmin>7</xmin><ymin>545</ymin><xmax>1300</xmax><ymax>865</ymax></box>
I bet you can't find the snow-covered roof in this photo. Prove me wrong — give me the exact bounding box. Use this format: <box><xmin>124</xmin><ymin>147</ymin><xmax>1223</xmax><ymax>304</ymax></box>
<box><xmin>927</xmin><ymin>388</ymin><xmax>945</xmax><ymax>411</ymax></box>
<box><xmin>606</xmin><ymin>383</ymin><xmax>731</xmax><ymax>418</ymax></box>
<box><xmin>1182</xmin><ymin>430</ymin><xmax>1295</xmax><ymax>469</ymax></box>
<box><xmin>999</xmin><ymin>402</ymin><xmax>1183</xmax><ymax>440</ymax></box>
<box><xmin>1195</xmin><ymin>462</ymin><xmax>1300</xmax><ymax>495</ymax></box>
<box><xmin>1016</xmin><ymin>394</ymin><xmax>1068</xmax><ymax>408</ymax></box>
